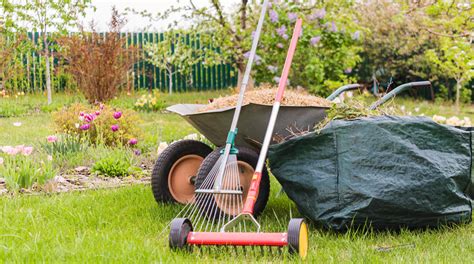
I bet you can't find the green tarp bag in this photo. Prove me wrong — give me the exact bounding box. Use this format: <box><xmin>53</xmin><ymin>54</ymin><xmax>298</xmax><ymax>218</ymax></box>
<box><xmin>268</xmin><ymin>116</ymin><xmax>473</xmax><ymax>230</ymax></box>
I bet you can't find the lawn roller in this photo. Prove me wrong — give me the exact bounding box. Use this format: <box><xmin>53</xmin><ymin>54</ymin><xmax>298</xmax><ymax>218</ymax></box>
<box><xmin>169</xmin><ymin>18</ymin><xmax>308</xmax><ymax>257</ymax></box>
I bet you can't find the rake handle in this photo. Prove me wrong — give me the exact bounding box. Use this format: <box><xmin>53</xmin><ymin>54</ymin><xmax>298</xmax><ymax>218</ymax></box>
<box><xmin>243</xmin><ymin>18</ymin><xmax>303</xmax><ymax>215</ymax></box>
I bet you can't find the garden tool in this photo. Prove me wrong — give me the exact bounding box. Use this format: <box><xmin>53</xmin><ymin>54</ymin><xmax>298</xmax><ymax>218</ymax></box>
<box><xmin>170</xmin><ymin>0</ymin><xmax>270</xmax><ymax>232</ymax></box>
<box><xmin>169</xmin><ymin>18</ymin><xmax>308</xmax><ymax>258</ymax></box>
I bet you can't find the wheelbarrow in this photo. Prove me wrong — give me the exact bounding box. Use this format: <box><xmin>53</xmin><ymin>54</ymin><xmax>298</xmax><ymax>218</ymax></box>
<box><xmin>151</xmin><ymin>82</ymin><xmax>430</xmax><ymax>215</ymax></box>
<box><xmin>150</xmin><ymin>84</ymin><xmax>362</xmax><ymax>206</ymax></box>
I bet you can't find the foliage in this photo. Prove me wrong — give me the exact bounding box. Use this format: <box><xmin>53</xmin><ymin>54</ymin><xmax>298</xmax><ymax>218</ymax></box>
<box><xmin>256</xmin><ymin>1</ymin><xmax>361</xmax><ymax>96</ymax></box>
<box><xmin>91</xmin><ymin>147</ymin><xmax>140</xmax><ymax>177</ymax></box>
<box><xmin>41</xmin><ymin>134</ymin><xmax>87</xmax><ymax>157</ymax></box>
<box><xmin>355</xmin><ymin>0</ymin><xmax>473</xmax><ymax>102</ymax></box>
<box><xmin>0</xmin><ymin>154</ymin><xmax>56</xmax><ymax>191</ymax></box>
<box><xmin>144</xmin><ymin>30</ymin><xmax>221</xmax><ymax>94</ymax></box>
<box><xmin>52</xmin><ymin>103</ymin><xmax>142</xmax><ymax>146</ymax></box>
<box><xmin>138</xmin><ymin>1</ymin><xmax>360</xmax><ymax>96</ymax></box>
<box><xmin>57</xmin><ymin>8</ymin><xmax>137</xmax><ymax>103</ymax></box>
<box><xmin>134</xmin><ymin>91</ymin><xmax>166</xmax><ymax>112</ymax></box>
<box><xmin>1</xmin><ymin>0</ymin><xmax>93</xmax><ymax>104</ymax></box>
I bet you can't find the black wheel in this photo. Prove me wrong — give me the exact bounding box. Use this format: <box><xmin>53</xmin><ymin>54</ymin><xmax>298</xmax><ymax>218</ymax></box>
<box><xmin>288</xmin><ymin>218</ymin><xmax>309</xmax><ymax>259</ymax></box>
<box><xmin>169</xmin><ymin>218</ymin><xmax>193</xmax><ymax>250</ymax></box>
<box><xmin>194</xmin><ymin>146</ymin><xmax>270</xmax><ymax>219</ymax></box>
<box><xmin>152</xmin><ymin>140</ymin><xmax>213</xmax><ymax>204</ymax></box>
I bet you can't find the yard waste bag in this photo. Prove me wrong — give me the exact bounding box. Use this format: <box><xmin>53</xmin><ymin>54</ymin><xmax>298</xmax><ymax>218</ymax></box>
<box><xmin>268</xmin><ymin>116</ymin><xmax>473</xmax><ymax>231</ymax></box>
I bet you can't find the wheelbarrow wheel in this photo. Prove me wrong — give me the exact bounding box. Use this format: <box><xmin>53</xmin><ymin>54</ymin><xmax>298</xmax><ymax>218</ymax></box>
<box><xmin>288</xmin><ymin>218</ymin><xmax>309</xmax><ymax>259</ymax></box>
<box><xmin>152</xmin><ymin>140</ymin><xmax>213</xmax><ymax>204</ymax></box>
<box><xmin>194</xmin><ymin>146</ymin><xmax>270</xmax><ymax>219</ymax></box>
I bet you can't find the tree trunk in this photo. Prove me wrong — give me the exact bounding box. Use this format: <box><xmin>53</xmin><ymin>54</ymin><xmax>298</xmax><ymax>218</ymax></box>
<box><xmin>455</xmin><ymin>80</ymin><xmax>461</xmax><ymax>110</ymax></box>
<box><xmin>43</xmin><ymin>33</ymin><xmax>52</xmax><ymax>105</ymax></box>
<box><xmin>168</xmin><ymin>68</ymin><xmax>173</xmax><ymax>95</ymax></box>
<box><xmin>236</xmin><ymin>66</ymin><xmax>254</xmax><ymax>92</ymax></box>
<box><xmin>241</xmin><ymin>0</ymin><xmax>248</xmax><ymax>30</ymax></box>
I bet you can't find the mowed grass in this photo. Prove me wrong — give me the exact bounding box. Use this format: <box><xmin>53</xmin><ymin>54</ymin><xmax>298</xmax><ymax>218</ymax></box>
<box><xmin>0</xmin><ymin>90</ymin><xmax>473</xmax><ymax>262</ymax></box>
<box><xmin>0</xmin><ymin>184</ymin><xmax>472</xmax><ymax>262</ymax></box>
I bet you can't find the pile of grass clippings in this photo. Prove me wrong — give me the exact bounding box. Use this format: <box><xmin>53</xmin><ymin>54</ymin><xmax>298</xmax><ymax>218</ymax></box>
<box><xmin>314</xmin><ymin>100</ymin><xmax>400</xmax><ymax>133</ymax></box>
<box><xmin>199</xmin><ymin>87</ymin><xmax>332</xmax><ymax>112</ymax></box>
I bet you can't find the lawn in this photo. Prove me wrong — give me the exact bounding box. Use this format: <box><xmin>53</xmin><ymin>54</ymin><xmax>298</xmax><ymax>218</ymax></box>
<box><xmin>0</xmin><ymin>90</ymin><xmax>473</xmax><ymax>262</ymax></box>
<box><xmin>1</xmin><ymin>185</ymin><xmax>472</xmax><ymax>262</ymax></box>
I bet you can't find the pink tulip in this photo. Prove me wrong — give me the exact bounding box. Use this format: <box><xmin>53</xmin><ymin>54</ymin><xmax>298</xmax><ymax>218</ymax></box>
<box><xmin>1</xmin><ymin>146</ymin><xmax>19</xmax><ymax>155</ymax></box>
<box><xmin>84</xmin><ymin>114</ymin><xmax>95</xmax><ymax>123</ymax></box>
<box><xmin>80</xmin><ymin>124</ymin><xmax>91</xmax><ymax>131</ymax></box>
<box><xmin>113</xmin><ymin>111</ymin><xmax>122</xmax><ymax>120</ymax></box>
<box><xmin>47</xmin><ymin>135</ymin><xmax>58</xmax><ymax>143</ymax></box>
<box><xmin>95</xmin><ymin>111</ymin><xmax>101</xmax><ymax>116</ymax></box>
<box><xmin>128</xmin><ymin>138</ymin><xmax>138</xmax><ymax>145</ymax></box>
<box><xmin>111</xmin><ymin>124</ymin><xmax>119</xmax><ymax>132</ymax></box>
<box><xmin>21</xmin><ymin>146</ymin><xmax>33</xmax><ymax>156</ymax></box>
<box><xmin>79</xmin><ymin>112</ymin><xmax>85</xmax><ymax>117</ymax></box>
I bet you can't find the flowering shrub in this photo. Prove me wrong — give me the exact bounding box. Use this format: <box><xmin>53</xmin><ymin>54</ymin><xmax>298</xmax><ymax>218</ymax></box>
<box><xmin>134</xmin><ymin>92</ymin><xmax>166</xmax><ymax>112</ymax></box>
<box><xmin>53</xmin><ymin>103</ymin><xmax>142</xmax><ymax>146</ymax></box>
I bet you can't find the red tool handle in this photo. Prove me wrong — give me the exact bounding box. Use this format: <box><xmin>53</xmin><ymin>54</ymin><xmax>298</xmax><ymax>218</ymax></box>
<box><xmin>243</xmin><ymin>18</ymin><xmax>303</xmax><ymax>215</ymax></box>
<box><xmin>275</xmin><ymin>18</ymin><xmax>303</xmax><ymax>102</ymax></box>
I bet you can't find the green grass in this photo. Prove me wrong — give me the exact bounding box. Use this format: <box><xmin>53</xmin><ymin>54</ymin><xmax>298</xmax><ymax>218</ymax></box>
<box><xmin>1</xmin><ymin>90</ymin><xmax>473</xmax><ymax>262</ymax></box>
<box><xmin>0</xmin><ymin>184</ymin><xmax>472</xmax><ymax>262</ymax></box>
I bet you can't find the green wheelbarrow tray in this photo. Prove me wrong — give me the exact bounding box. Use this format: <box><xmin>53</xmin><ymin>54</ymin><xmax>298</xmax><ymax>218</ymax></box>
<box><xmin>167</xmin><ymin>103</ymin><xmax>329</xmax><ymax>150</ymax></box>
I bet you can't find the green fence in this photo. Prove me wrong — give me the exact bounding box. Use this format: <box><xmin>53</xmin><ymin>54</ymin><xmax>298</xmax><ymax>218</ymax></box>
<box><xmin>6</xmin><ymin>32</ymin><xmax>237</xmax><ymax>93</ymax></box>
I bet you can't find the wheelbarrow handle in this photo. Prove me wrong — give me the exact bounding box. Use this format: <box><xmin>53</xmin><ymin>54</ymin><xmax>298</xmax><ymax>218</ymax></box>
<box><xmin>326</xmin><ymin>84</ymin><xmax>364</xmax><ymax>101</ymax></box>
<box><xmin>369</xmin><ymin>81</ymin><xmax>431</xmax><ymax>110</ymax></box>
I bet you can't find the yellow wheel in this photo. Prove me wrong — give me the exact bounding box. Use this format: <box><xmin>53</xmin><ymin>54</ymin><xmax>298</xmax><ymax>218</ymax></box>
<box><xmin>288</xmin><ymin>218</ymin><xmax>309</xmax><ymax>259</ymax></box>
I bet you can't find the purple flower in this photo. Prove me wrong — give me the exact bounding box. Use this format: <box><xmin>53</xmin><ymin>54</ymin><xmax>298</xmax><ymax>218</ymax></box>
<box><xmin>95</xmin><ymin>111</ymin><xmax>101</xmax><ymax>116</ymax></box>
<box><xmin>244</xmin><ymin>51</ymin><xmax>261</xmax><ymax>64</ymax></box>
<box><xmin>273</xmin><ymin>76</ymin><xmax>281</xmax><ymax>83</ymax></box>
<box><xmin>282</xmin><ymin>34</ymin><xmax>289</xmax><ymax>40</ymax></box>
<box><xmin>287</xmin><ymin>12</ymin><xmax>297</xmax><ymax>22</ymax></box>
<box><xmin>276</xmin><ymin>25</ymin><xmax>287</xmax><ymax>37</ymax></box>
<box><xmin>113</xmin><ymin>111</ymin><xmax>122</xmax><ymax>120</ymax></box>
<box><xmin>111</xmin><ymin>124</ymin><xmax>119</xmax><ymax>132</ymax></box>
<box><xmin>344</xmin><ymin>68</ymin><xmax>353</xmax><ymax>74</ymax></box>
<box><xmin>331</xmin><ymin>21</ymin><xmax>338</xmax><ymax>32</ymax></box>
<box><xmin>79</xmin><ymin>112</ymin><xmax>85</xmax><ymax>117</ymax></box>
<box><xmin>267</xmin><ymin>65</ymin><xmax>278</xmax><ymax>73</ymax></box>
<box><xmin>310</xmin><ymin>8</ymin><xmax>326</xmax><ymax>20</ymax></box>
<box><xmin>269</xmin><ymin>10</ymin><xmax>278</xmax><ymax>23</ymax></box>
<box><xmin>80</xmin><ymin>124</ymin><xmax>91</xmax><ymax>131</ymax></box>
<box><xmin>310</xmin><ymin>36</ymin><xmax>321</xmax><ymax>46</ymax></box>
<box><xmin>276</xmin><ymin>43</ymin><xmax>284</xmax><ymax>49</ymax></box>
<box><xmin>128</xmin><ymin>138</ymin><xmax>138</xmax><ymax>145</ymax></box>
<box><xmin>352</xmin><ymin>31</ymin><xmax>361</xmax><ymax>40</ymax></box>
<box><xmin>134</xmin><ymin>149</ymin><xmax>141</xmax><ymax>156</ymax></box>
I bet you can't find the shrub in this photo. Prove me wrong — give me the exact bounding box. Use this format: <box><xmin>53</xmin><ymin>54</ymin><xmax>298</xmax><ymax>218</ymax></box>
<box><xmin>57</xmin><ymin>8</ymin><xmax>138</xmax><ymax>103</ymax></box>
<box><xmin>91</xmin><ymin>147</ymin><xmax>141</xmax><ymax>177</ymax></box>
<box><xmin>0</xmin><ymin>155</ymin><xmax>57</xmax><ymax>191</ymax></box>
<box><xmin>134</xmin><ymin>91</ymin><xmax>166</xmax><ymax>112</ymax></box>
<box><xmin>53</xmin><ymin>103</ymin><xmax>142</xmax><ymax>146</ymax></box>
